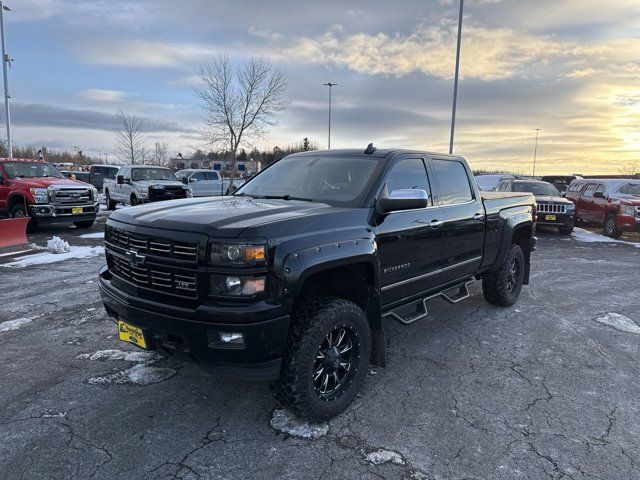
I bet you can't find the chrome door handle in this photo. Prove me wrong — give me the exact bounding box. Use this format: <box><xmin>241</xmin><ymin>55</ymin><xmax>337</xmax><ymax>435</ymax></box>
<box><xmin>430</xmin><ymin>219</ymin><xmax>444</xmax><ymax>229</ymax></box>
<box><xmin>473</xmin><ymin>213</ymin><xmax>484</xmax><ymax>220</ymax></box>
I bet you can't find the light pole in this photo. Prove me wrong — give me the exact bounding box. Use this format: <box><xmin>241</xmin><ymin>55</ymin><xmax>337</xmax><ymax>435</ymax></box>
<box><xmin>449</xmin><ymin>0</ymin><xmax>464</xmax><ymax>155</ymax></box>
<box><xmin>0</xmin><ymin>2</ymin><xmax>11</xmax><ymax>159</ymax></box>
<box><xmin>103</xmin><ymin>153</ymin><xmax>108</xmax><ymax>164</ymax></box>
<box><xmin>323</xmin><ymin>82</ymin><xmax>337</xmax><ymax>149</ymax></box>
<box><xmin>532</xmin><ymin>128</ymin><xmax>541</xmax><ymax>177</ymax></box>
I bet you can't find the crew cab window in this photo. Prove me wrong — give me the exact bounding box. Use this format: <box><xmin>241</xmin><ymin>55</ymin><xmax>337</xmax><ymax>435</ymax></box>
<box><xmin>204</xmin><ymin>171</ymin><xmax>220</xmax><ymax>181</ymax></box>
<box><xmin>595</xmin><ymin>184</ymin><xmax>606</xmax><ymax>194</ymax></box>
<box><xmin>619</xmin><ymin>183</ymin><xmax>640</xmax><ymax>195</ymax></box>
<box><xmin>432</xmin><ymin>159</ymin><xmax>474</xmax><ymax>205</ymax></box>
<box><xmin>567</xmin><ymin>181</ymin><xmax>586</xmax><ymax>193</ymax></box>
<box><xmin>385</xmin><ymin>158</ymin><xmax>431</xmax><ymax>201</ymax></box>
<box><xmin>122</xmin><ymin>167</ymin><xmax>130</xmax><ymax>181</ymax></box>
<box><xmin>583</xmin><ymin>183</ymin><xmax>597</xmax><ymax>197</ymax></box>
<box><xmin>192</xmin><ymin>172</ymin><xmax>206</xmax><ymax>181</ymax></box>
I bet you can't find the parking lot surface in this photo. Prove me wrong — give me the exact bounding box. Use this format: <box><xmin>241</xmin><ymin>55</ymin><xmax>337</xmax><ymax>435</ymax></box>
<box><xmin>1</xmin><ymin>216</ymin><xmax>639</xmax><ymax>479</ymax></box>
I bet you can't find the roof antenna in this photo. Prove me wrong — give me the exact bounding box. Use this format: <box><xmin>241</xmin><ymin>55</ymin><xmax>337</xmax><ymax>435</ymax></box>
<box><xmin>364</xmin><ymin>143</ymin><xmax>376</xmax><ymax>155</ymax></box>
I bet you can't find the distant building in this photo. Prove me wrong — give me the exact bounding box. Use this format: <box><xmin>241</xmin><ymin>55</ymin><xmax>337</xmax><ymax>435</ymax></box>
<box><xmin>211</xmin><ymin>159</ymin><xmax>261</xmax><ymax>177</ymax></box>
<box><xmin>169</xmin><ymin>157</ymin><xmax>211</xmax><ymax>171</ymax></box>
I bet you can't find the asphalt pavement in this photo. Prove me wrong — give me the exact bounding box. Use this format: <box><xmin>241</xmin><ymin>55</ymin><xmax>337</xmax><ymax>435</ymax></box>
<box><xmin>1</xmin><ymin>214</ymin><xmax>639</xmax><ymax>479</ymax></box>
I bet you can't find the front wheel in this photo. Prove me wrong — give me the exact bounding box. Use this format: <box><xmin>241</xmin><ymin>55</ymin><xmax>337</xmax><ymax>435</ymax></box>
<box><xmin>559</xmin><ymin>226</ymin><xmax>574</xmax><ymax>235</ymax></box>
<box><xmin>11</xmin><ymin>204</ymin><xmax>37</xmax><ymax>233</ymax></box>
<box><xmin>604</xmin><ymin>213</ymin><xmax>622</xmax><ymax>238</ymax></box>
<box><xmin>275</xmin><ymin>297</ymin><xmax>371</xmax><ymax>421</ymax></box>
<box><xmin>105</xmin><ymin>190</ymin><xmax>116</xmax><ymax>210</ymax></box>
<box><xmin>482</xmin><ymin>244</ymin><xmax>525</xmax><ymax>307</ymax></box>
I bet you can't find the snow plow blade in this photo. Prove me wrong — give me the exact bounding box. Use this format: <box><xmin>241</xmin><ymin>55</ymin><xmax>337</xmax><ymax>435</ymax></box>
<box><xmin>0</xmin><ymin>217</ymin><xmax>29</xmax><ymax>250</ymax></box>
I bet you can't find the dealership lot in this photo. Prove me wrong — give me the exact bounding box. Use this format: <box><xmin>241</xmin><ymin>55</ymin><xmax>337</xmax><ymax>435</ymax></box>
<box><xmin>1</xmin><ymin>218</ymin><xmax>639</xmax><ymax>479</ymax></box>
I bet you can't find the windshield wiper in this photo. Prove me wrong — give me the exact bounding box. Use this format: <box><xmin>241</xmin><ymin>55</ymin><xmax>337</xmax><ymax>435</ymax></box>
<box><xmin>253</xmin><ymin>194</ymin><xmax>315</xmax><ymax>202</ymax></box>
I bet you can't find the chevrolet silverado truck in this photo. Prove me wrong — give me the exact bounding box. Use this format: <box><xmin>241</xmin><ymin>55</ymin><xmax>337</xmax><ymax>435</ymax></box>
<box><xmin>0</xmin><ymin>158</ymin><xmax>98</xmax><ymax>232</ymax></box>
<box><xmin>497</xmin><ymin>178</ymin><xmax>575</xmax><ymax>234</ymax></box>
<box><xmin>99</xmin><ymin>146</ymin><xmax>536</xmax><ymax>420</ymax></box>
<box><xmin>565</xmin><ymin>178</ymin><xmax>640</xmax><ymax>238</ymax></box>
<box><xmin>103</xmin><ymin>165</ymin><xmax>191</xmax><ymax>209</ymax></box>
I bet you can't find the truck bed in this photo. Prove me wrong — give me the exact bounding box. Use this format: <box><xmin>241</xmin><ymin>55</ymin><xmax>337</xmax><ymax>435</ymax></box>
<box><xmin>481</xmin><ymin>190</ymin><xmax>535</xmax><ymax>216</ymax></box>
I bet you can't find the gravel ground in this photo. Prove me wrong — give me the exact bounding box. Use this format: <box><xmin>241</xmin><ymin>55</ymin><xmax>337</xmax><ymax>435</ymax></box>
<box><xmin>1</xmin><ymin>217</ymin><xmax>639</xmax><ymax>479</ymax></box>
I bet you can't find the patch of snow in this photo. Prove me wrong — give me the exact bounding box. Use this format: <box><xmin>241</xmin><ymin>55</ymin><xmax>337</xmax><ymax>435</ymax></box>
<box><xmin>41</xmin><ymin>411</ymin><xmax>67</xmax><ymax>418</ymax></box>
<box><xmin>571</xmin><ymin>228</ymin><xmax>640</xmax><ymax>248</ymax></box>
<box><xmin>0</xmin><ymin>315</ymin><xmax>38</xmax><ymax>333</ymax></box>
<box><xmin>270</xmin><ymin>409</ymin><xmax>329</xmax><ymax>439</ymax></box>
<box><xmin>1</xmin><ymin>246</ymin><xmax>105</xmax><ymax>268</ymax></box>
<box><xmin>77</xmin><ymin>348</ymin><xmax>159</xmax><ymax>363</ymax></box>
<box><xmin>46</xmin><ymin>236</ymin><xmax>70</xmax><ymax>254</ymax></box>
<box><xmin>595</xmin><ymin>313</ymin><xmax>640</xmax><ymax>334</ymax></box>
<box><xmin>365</xmin><ymin>449</ymin><xmax>406</xmax><ymax>466</ymax></box>
<box><xmin>87</xmin><ymin>363</ymin><xmax>175</xmax><ymax>386</ymax></box>
<box><xmin>79</xmin><ymin>232</ymin><xmax>104</xmax><ymax>239</ymax></box>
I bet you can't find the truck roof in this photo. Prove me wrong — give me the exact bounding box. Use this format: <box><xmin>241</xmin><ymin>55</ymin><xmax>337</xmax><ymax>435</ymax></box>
<box><xmin>0</xmin><ymin>157</ymin><xmax>45</xmax><ymax>163</ymax></box>
<box><xmin>288</xmin><ymin>148</ymin><xmax>464</xmax><ymax>160</ymax></box>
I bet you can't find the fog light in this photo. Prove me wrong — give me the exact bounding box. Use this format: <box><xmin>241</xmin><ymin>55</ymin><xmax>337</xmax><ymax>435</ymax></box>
<box><xmin>220</xmin><ymin>332</ymin><xmax>244</xmax><ymax>344</ymax></box>
<box><xmin>207</xmin><ymin>330</ymin><xmax>245</xmax><ymax>349</ymax></box>
<box><xmin>225</xmin><ymin>276</ymin><xmax>241</xmax><ymax>292</ymax></box>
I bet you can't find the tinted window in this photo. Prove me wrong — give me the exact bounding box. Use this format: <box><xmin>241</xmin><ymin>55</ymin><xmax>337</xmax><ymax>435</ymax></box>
<box><xmin>385</xmin><ymin>158</ymin><xmax>430</xmax><ymax>201</ymax></box>
<box><xmin>596</xmin><ymin>184</ymin><xmax>605</xmax><ymax>194</ymax></box>
<box><xmin>132</xmin><ymin>168</ymin><xmax>177</xmax><ymax>181</ymax></box>
<box><xmin>432</xmin><ymin>160</ymin><xmax>473</xmax><ymax>205</ymax></box>
<box><xmin>512</xmin><ymin>182</ymin><xmax>559</xmax><ymax>196</ymax></box>
<box><xmin>204</xmin><ymin>171</ymin><xmax>219</xmax><ymax>181</ymax></box>
<box><xmin>583</xmin><ymin>183</ymin><xmax>597</xmax><ymax>197</ymax></box>
<box><xmin>2</xmin><ymin>161</ymin><xmax>63</xmax><ymax>179</ymax></box>
<box><xmin>567</xmin><ymin>181</ymin><xmax>585</xmax><ymax>193</ymax></box>
<box><xmin>619</xmin><ymin>183</ymin><xmax>640</xmax><ymax>195</ymax></box>
<box><xmin>192</xmin><ymin>172</ymin><xmax>206</xmax><ymax>181</ymax></box>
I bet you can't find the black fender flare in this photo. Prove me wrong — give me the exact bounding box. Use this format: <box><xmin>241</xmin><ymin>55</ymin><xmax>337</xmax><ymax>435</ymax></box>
<box><xmin>491</xmin><ymin>209</ymin><xmax>534</xmax><ymax>283</ymax></box>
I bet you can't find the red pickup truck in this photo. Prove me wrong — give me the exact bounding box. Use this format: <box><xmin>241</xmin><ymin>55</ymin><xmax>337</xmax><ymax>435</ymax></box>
<box><xmin>0</xmin><ymin>158</ymin><xmax>99</xmax><ymax>232</ymax></box>
<box><xmin>565</xmin><ymin>178</ymin><xmax>640</xmax><ymax>237</ymax></box>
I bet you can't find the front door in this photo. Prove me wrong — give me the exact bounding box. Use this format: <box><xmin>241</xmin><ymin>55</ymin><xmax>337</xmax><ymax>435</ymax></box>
<box><xmin>376</xmin><ymin>157</ymin><xmax>445</xmax><ymax>307</ymax></box>
<box><xmin>430</xmin><ymin>157</ymin><xmax>484</xmax><ymax>284</ymax></box>
<box><xmin>579</xmin><ymin>183</ymin><xmax>598</xmax><ymax>222</ymax></box>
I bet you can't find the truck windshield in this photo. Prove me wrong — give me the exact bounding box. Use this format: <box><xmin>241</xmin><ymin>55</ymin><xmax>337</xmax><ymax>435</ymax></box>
<box><xmin>513</xmin><ymin>182</ymin><xmax>559</xmax><ymax>196</ymax></box>
<box><xmin>618</xmin><ymin>183</ymin><xmax>640</xmax><ymax>195</ymax></box>
<box><xmin>2</xmin><ymin>161</ymin><xmax>64</xmax><ymax>179</ymax></box>
<box><xmin>234</xmin><ymin>155</ymin><xmax>380</xmax><ymax>206</ymax></box>
<box><xmin>132</xmin><ymin>168</ymin><xmax>177</xmax><ymax>181</ymax></box>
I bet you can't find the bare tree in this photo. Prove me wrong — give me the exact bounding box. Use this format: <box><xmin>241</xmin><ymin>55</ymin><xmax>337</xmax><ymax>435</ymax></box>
<box><xmin>115</xmin><ymin>110</ymin><xmax>146</xmax><ymax>164</ymax></box>
<box><xmin>151</xmin><ymin>142</ymin><xmax>170</xmax><ymax>166</ymax></box>
<box><xmin>619</xmin><ymin>159</ymin><xmax>640</xmax><ymax>177</ymax></box>
<box><xmin>196</xmin><ymin>54</ymin><xmax>287</xmax><ymax>179</ymax></box>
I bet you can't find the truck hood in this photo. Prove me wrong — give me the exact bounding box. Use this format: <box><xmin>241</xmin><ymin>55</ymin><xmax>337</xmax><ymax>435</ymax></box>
<box><xmin>133</xmin><ymin>179</ymin><xmax>184</xmax><ymax>188</ymax></box>
<box><xmin>534</xmin><ymin>195</ymin><xmax>572</xmax><ymax>204</ymax></box>
<box><xmin>10</xmin><ymin>177</ymin><xmax>89</xmax><ymax>188</ymax></box>
<box><xmin>108</xmin><ymin>196</ymin><xmax>362</xmax><ymax>239</ymax></box>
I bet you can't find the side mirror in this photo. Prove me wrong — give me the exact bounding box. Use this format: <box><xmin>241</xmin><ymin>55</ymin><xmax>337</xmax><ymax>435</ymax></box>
<box><xmin>189</xmin><ymin>177</ymin><xmax>197</xmax><ymax>183</ymax></box>
<box><xmin>593</xmin><ymin>191</ymin><xmax>605</xmax><ymax>199</ymax></box>
<box><xmin>116</xmin><ymin>175</ymin><xmax>124</xmax><ymax>185</ymax></box>
<box><xmin>181</xmin><ymin>177</ymin><xmax>188</xmax><ymax>184</ymax></box>
<box><xmin>376</xmin><ymin>189</ymin><xmax>429</xmax><ymax>214</ymax></box>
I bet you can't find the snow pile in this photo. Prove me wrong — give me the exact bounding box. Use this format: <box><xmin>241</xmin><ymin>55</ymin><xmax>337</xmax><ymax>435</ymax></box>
<box><xmin>76</xmin><ymin>349</ymin><xmax>159</xmax><ymax>363</ymax></box>
<box><xmin>46</xmin><ymin>236</ymin><xmax>70</xmax><ymax>254</ymax></box>
<box><xmin>270</xmin><ymin>409</ymin><xmax>329</xmax><ymax>439</ymax></box>
<box><xmin>595</xmin><ymin>313</ymin><xmax>640</xmax><ymax>334</ymax></box>
<box><xmin>79</xmin><ymin>232</ymin><xmax>104</xmax><ymax>239</ymax></box>
<box><xmin>0</xmin><ymin>315</ymin><xmax>38</xmax><ymax>333</ymax></box>
<box><xmin>1</xmin><ymin>246</ymin><xmax>105</xmax><ymax>268</ymax></box>
<box><xmin>571</xmin><ymin>228</ymin><xmax>640</xmax><ymax>248</ymax></box>
<box><xmin>88</xmin><ymin>364</ymin><xmax>176</xmax><ymax>386</ymax></box>
<box><xmin>365</xmin><ymin>449</ymin><xmax>406</xmax><ymax>466</ymax></box>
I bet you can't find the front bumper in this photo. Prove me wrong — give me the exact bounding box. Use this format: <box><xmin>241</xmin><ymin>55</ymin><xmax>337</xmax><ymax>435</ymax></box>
<box><xmin>616</xmin><ymin>215</ymin><xmax>640</xmax><ymax>232</ymax></box>
<box><xmin>536</xmin><ymin>211</ymin><xmax>575</xmax><ymax>228</ymax></box>
<box><xmin>29</xmin><ymin>202</ymin><xmax>98</xmax><ymax>221</ymax></box>
<box><xmin>98</xmin><ymin>265</ymin><xmax>290</xmax><ymax>381</ymax></box>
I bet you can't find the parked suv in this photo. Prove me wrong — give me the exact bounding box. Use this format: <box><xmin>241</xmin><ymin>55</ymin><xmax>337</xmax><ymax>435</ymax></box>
<box><xmin>565</xmin><ymin>179</ymin><xmax>640</xmax><ymax>237</ymax></box>
<box><xmin>100</xmin><ymin>147</ymin><xmax>536</xmax><ymax>420</ymax></box>
<box><xmin>103</xmin><ymin>165</ymin><xmax>192</xmax><ymax>209</ymax></box>
<box><xmin>0</xmin><ymin>158</ymin><xmax>98</xmax><ymax>231</ymax></box>
<box><xmin>497</xmin><ymin>179</ymin><xmax>575</xmax><ymax>234</ymax></box>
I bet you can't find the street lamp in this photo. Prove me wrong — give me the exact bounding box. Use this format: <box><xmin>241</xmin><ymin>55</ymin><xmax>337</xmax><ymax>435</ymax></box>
<box><xmin>0</xmin><ymin>2</ymin><xmax>11</xmax><ymax>159</ymax></box>
<box><xmin>532</xmin><ymin>128</ymin><xmax>541</xmax><ymax>177</ymax></box>
<box><xmin>449</xmin><ymin>0</ymin><xmax>464</xmax><ymax>155</ymax></box>
<box><xmin>323</xmin><ymin>82</ymin><xmax>337</xmax><ymax>150</ymax></box>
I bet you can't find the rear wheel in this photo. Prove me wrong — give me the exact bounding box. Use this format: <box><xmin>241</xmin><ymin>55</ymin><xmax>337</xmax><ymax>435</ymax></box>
<box><xmin>482</xmin><ymin>244</ymin><xmax>524</xmax><ymax>307</ymax></box>
<box><xmin>604</xmin><ymin>213</ymin><xmax>622</xmax><ymax>238</ymax></box>
<box><xmin>559</xmin><ymin>226</ymin><xmax>573</xmax><ymax>235</ymax></box>
<box><xmin>11</xmin><ymin>204</ymin><xmax>37</xmax><ymax>233</ymax></box>
<box><xmin>275</xmin><ymin>297</ymin><xmax>371</xmax><ymax>421</ymax></box>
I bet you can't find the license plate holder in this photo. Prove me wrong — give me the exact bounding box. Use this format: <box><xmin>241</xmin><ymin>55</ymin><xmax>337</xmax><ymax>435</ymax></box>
<box><xmin>545</xmin><ymin>214</ymin><xmax>557</xmax><ymax>221</ymax></box>
<box><xmin>72</xmin><ymin>207</ymin><xmax>84</xmax><ymax>214</ymax></box>
<box><xmin>118</xmin><ymin>320</ymin><xmax>147</xmax><ymax>349</ymax></box>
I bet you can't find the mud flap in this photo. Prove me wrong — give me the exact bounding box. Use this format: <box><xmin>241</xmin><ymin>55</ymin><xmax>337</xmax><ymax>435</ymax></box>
<box><xmin>0</xmin><ymin>218</ymin><xmax>29</xmax><ymax>250</ymax></box>
<box><xmin>366</xmin><ymin>285</ymin><xmax>386</xmax><ymax>367</ymax></box>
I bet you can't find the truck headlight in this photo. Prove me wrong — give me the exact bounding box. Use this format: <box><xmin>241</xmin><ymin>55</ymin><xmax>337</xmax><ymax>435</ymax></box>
<box><xmin>91</xmin><ymin>186</ymin><xmax>98</xmax><ymax>201</ymax></box>
<box><xmin>209</xmin><ymin>274</ymin><xmax>265</xmax><ymax>296</ymax></box>
<box><xmin>565</xmin><ymin>203</ymin><xmax>575</xmax><ymax>211</ymax></box>
<box><xmin>30</xmin><ymin>188</ymin><xmax>49</xmax><ymax>204</ymax></box>
<box><xmin>209</xmin><ymin>243</ymin><xmax>266</xmax><ymax>265</ymax></box>
<box><xmin>186</xmin><ymin>187</ymin><xmax>193</xmax><ymax>198</ymax></box>
<box><xmin>620</xmin><ymin>205</ymin><xmax>635</xmax><ymax>216</ymax></box>
<box><xmin>134</xmin><ymin>186</ymin><xmax>149</xmax><ymax>197</ymax></box>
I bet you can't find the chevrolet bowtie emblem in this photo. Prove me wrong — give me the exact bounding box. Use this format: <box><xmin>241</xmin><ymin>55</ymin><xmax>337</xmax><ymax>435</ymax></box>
<box><xmin>129</xmin><ymin>249</ymin><xmax>146</xmax><ymax>266</ymax></box>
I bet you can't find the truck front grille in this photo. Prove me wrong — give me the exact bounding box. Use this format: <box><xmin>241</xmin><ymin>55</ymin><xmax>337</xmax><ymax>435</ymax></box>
<box><xmin>537</xmin><ymin>203</ymin><xmax>567</xmax><ymax>214</ymax></box>
<box><xmin>111</xmin><ymin>255</ymin><xmax>198</xmax><ymax>297</ymax></box>
<box><xmin>52</xmin><ymin>188</ymin><xmax>93</xmax><ymax>205</ymax></box>
<box><xmin>107</xmin><ymin>227</ymin><xmax>198</xmax><ymax>262</ymax></box>
<box><xmin>148</xmin><ymin>186</ymin><xmax>187</xmax><ymax>202</ymax></box>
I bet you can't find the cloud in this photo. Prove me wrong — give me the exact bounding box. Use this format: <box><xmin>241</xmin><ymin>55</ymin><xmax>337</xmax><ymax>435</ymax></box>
<box><xmin>79</xmin><ymin>89</ymin><xmax>131</xmax><ymax>102</ymax></box>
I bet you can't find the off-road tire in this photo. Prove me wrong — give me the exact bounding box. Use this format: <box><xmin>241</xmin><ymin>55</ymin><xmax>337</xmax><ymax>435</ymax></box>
<box><xmin>482</xmin><ymin>244</ymin><xmax>525</xmax><ymax>307</ymax></box>
<box><xmin>558</xmin><ymin>226</ymin><xmax>574</xmax><ymax>235</ymax></box>
<box><xmin>11</xmin><ymin>204</ymin><xmax>36</xmax><ymax>233</ymax></box>
<box><xmin>274</xmin><ymin>296</ymin><xmax>371</xmax><ymax>421</ymax></box>
<box><xmin>105</xmin><ymin>190</ymin><xmax>116</xmax><ymax>210</ymax></box>
<box><xmin>604</xmin><ymin>213</ymin><xmax>622</xmax><ymax>238</ymax></box>
<box><xmin>74</xmin><ymin>220</ymin><xmax>95</xmax><ymax>229</ymax></box>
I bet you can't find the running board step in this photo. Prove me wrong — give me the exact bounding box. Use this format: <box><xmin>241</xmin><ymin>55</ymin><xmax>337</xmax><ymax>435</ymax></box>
<box><xmin>383</xmin><ymin>279</ymin><xmax>474</xmax><ymax>325</ymax></box>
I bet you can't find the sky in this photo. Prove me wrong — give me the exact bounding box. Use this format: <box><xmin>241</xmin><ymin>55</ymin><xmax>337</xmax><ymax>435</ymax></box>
<box><xmin>3</xmin><ymin>0</ymin><xmax>639</xmax><ymax>174</ymax></box>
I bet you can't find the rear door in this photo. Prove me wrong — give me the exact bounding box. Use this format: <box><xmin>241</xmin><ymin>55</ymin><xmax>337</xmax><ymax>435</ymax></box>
<box><xmin>579</xmin><ymin>183</ymin><xmax>598</xmax><ymax>222</ymax></box>
<box><xmin>430</xmin><ymin>157</ymin><xmax>485</xmax><ymax>284</ymax></box>
<box><xmin>376</xmin><ymin>157</ymin><xmax>444</xmax><ymax>306</ymax></box>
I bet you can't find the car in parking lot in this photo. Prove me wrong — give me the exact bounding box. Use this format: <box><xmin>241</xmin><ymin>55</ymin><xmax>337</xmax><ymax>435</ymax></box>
<box><xmin>540</xmin><ymin>175</ymin><xmax>581</xmax><ymax>196</ymax></box>
<box><xmin>175</xmin><ymin>169</ymin><xmax>226</xmax><ymax>197</ymax></box>
<box><xmin>100</xmin><ymin>146</ymin><xmax>536</xmax><ymax>420</ymax></box>
<box><xmin>474</xmin><ymin>174</ymin><xmax>516</xmax><ymax>191</ymax></box>
<box><xmin>565</xmin><ymin>178</ymin><xmax>640</xmax><ymax>237</ymax></box>
<box><xmin>497</xmin><ymin>178</ymin><xmax>575</xmax><ymax>234</ymax></box>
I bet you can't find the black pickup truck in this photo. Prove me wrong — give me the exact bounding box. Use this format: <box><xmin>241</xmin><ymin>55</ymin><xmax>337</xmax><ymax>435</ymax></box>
<box><xmin>99</xmin><ymin>146</ymin><xmax>536</xmax><ymax>420</ymax></box>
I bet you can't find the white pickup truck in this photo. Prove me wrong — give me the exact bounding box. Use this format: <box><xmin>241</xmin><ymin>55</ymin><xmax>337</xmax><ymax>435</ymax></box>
<box><xmin>175</xmin><ymin>169</ymin><xmax>246</xmax><ymax>197</ymax></box>
<box><xmin>103</xmin><ymin>165</ymin><xmax>192</xmax><ymax>209</ymax></box>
